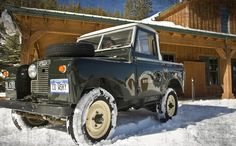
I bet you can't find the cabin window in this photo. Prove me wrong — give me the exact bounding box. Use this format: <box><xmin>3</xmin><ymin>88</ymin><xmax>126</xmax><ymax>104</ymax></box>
<box><xmin>220</xmin><ymin>7</ymin><xmax>230</xmax><ymax>33</ymax></box>
<box><xmin>199</xmin><ymin>56</ymin><xmax>219</xmax><ymax>86</ymax></box>
<box><xmin>135</xmin><ymin>29</ymin><xmax>156</xmax><ymax>56</ymax></box>
<box><xmin>79</xmin><ymin>36</ymin><xmax>101</xmax><ymax>50</ymax></box>
<box><xmin>101</xmin><ymin>29</ymin><xmax>133</xmax><ymax>49</ymax></box>
<box><xmin>162</xmin><ymin>53</ymin><xmax>175</xmax><ymax>62</ymax></box>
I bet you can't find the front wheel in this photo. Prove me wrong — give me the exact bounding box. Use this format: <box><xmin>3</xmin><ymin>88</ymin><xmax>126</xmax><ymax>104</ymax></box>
<box><xmin>68</xmin><ymin>88</ymin><xmax>117</xmax><ymax>145</ymax></box>
<box><xmin>156</xmin><ymin>88</ymin><xmax>178</xmax><ymax>122</ymax></box>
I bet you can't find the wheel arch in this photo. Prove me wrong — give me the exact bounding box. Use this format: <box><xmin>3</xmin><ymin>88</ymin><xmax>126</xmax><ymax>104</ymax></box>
<box><xmin>80</xmin><ymin>77</ymin><xmax>127</xmax><ymax>102</ymax></box>
<box><xmin>167</xmin><ymin>78</ymin><xmax>184</xmax><ymax>98</ymax></box>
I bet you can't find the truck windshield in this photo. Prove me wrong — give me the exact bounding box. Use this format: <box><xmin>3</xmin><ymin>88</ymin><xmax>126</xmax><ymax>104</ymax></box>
<box><xmin>78</xmin><ymin>29</ymin><xmax>133</xmax><ymax>50</ymax></box>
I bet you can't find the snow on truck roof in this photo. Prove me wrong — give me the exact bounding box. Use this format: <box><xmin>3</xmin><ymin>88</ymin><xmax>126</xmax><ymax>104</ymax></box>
<box><xmin>79</xmin><ymin>23</ymin><xmax>156</xmax><ymax>38</ymax></box>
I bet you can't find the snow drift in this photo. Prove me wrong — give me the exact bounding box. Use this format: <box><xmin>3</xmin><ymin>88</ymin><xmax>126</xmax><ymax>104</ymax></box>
<box><xmin>0</xmin><ymin>99</ymin><xmax>236</xmax><ymax>146</ymax></box>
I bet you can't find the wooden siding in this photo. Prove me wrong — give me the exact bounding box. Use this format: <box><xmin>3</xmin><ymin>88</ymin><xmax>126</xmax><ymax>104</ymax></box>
<box><xmin>163</xmin><ymin>6</ymin><xmax>190</xmax><ymax>28</ymax></box>
<box><xmin>157</xmin><ymin>0</ymin><xmax>236</xmax><ymax>34</ymax></box>
<box><xmin>231</xmin><ymin>7</ymin><xmax>236</xmax><ymax>34</ymax></box>
<box><xmin>188</xmin><ymin>0</ymin><xmax>220</xmax><ymax>32</ymax></box>
<box><xmin>160</xmin><ymin>44</ymin><xmax>223</xmax><ymax>98</ymax></box>
<box><xmin>160</xmin><ymin>44</ymin><xmax>218</xmax><ymax>63</ymax></box>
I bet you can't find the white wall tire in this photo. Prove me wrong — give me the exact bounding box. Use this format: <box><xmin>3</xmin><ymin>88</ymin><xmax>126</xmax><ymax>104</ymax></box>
<box><xmin>156</xmin><ymin>88</ymin><xmax>178</xmax><ymax>122</ymax></box>
<box><xmin>11</xmin><ymin>110</ymin><xmax>48</xmax><ymax>130</ymax></box>
<box><xmin>68</xmin><ymin>88</ymin><xmax>117</xmax><ymax>145</ymax></box>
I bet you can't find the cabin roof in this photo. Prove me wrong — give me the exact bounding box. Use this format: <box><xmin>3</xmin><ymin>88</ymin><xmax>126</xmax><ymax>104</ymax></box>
<box><xmin>5</xmin><ymin>5</ymin><xmax>236</xmax><ymax>41</ymax></box>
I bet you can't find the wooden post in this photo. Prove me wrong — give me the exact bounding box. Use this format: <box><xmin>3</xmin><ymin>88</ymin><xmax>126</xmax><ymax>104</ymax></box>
<box><xmin>218</xmin><ymin>46</ymin><xmax>236</xmax><ymax>99</ymax></box>
<box><xmin>20</xmin><ymin>31</ymin><xmax>46</xmax><ymax>64</ymax></box>
<box><xmin>20</xmin><ymin>38</ymin><xmax>30</xmax><ymax>64</ymax></box>
<box><xmin>221</xmin><ymin>57</ymin><xmax>235</xmax><ymax>99</ymax></box>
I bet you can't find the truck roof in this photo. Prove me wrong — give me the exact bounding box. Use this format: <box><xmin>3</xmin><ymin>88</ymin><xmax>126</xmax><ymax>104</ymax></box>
<box><xmin>79</xmin><ymin>23</ymin><xmax>157</xmax><ymax>39</ymax></box>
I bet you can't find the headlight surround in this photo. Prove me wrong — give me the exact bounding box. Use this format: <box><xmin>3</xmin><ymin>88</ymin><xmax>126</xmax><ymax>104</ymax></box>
<box><xmin>28</xmin><ymin>64</ymin><xmax>37</xmax><ymax>79</ymax></box>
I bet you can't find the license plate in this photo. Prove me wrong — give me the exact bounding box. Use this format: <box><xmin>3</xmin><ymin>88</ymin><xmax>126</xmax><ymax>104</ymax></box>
<box><xmin>50</xmin><ymin>79</ymin><xmax>69</xmax><ymax>94</ymax></box>
<box><xmin>5</xmin><ymin>81</ymin><xmax>15</xmax><ymax>90</ymax></box>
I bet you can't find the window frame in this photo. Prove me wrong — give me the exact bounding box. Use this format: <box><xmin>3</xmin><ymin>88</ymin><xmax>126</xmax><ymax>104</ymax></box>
<box><xmin>220</xmin><ymin>6</ymin><xmax>230</xmax><ymax>33</ymax></box>
<box><xmin>199</xmin><ymin>56</ymin><xmax>220</xmax><ymax>86</ymax></box>
<box><xmin>134</xmin><ymin>27</ymin><xmax>159</xmax><ymax>60</ymax></box>
<box><xmin>162</xmin><ymin>52</ymin><xmax>176</xmax><ymax>62</ymax></box>
<box><xmin>77</xmin><ymin>27</ymin><xmax>135</xmax><ymax>50</ymax></box>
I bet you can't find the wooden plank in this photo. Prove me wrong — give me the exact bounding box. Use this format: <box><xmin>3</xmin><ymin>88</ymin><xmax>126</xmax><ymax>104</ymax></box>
<box><xmin>230</xmin><ymin>50</ymin><xmax>236</xmax><ymax>58</ymax></box>
<box><xmin>29</xmin><ymin>31</ymin><xmax>46</xmax><ymax>44</ymax></box>
<box><xmin>185</xmin><ymin>6</ymin><xmax>190</xmax><ymax>27</ymax></box>
<box><xmin>155</xmin><ymin>1</ymin><xmax>189</xmax><ymax>21</ymax></box>
<box><xmin>221</xmin><ymin>57</ymin><xmax>235</xmax><ymax>99</ymax></box>
<box><xmin>15</xmin><ymin>14</ymin><xmax>109</xmax><ymax>36</ymax></box>
<box><xmin>159</xmin><ymin>32</ymin><xmax>226</xmax><ymax>49</ymax></box>
<box><xmin>184</xmin><ymin>61</ymin><xmax>206</xmax><ymax>98</ymax></box>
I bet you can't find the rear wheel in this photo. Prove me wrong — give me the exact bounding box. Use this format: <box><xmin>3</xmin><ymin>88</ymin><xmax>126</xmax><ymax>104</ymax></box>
<box><xmin>68</xmin><ymin>88</ymin><xmax>117</xmax><ymax>145</ymax></box>
<box><xmin>11</xmin><ymin>110</ymin><xmax>48</xmax><ymax>130</ymax></box>
<box><xmin>156</xmin><ymin>88</ymin><xmax>178</xmax><ymax>122</ymax></box>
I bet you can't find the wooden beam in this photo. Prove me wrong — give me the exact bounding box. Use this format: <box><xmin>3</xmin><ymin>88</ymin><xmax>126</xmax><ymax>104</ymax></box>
<box><xmin>159</xmin><ymin>32</ymin><xmax>225</xmax><ymax>49</ymax></box>
<box><xmin>44</xmin><ymin>31</ymin><xmax>80</xmax><ymax>36</ymax></box>
<box><xmin>30</xmin><ymin>31</ymin><xmax>46</xmax><ymax>44</ymax></box>
<box><xmin>230</xmin><ymin>49</ymin><xmax>236</xmax><ymax>58</ymax></box>
<box><xmin>21</xmin><ymin>31</ymin><xmax>46</xmax><ymax>64</ymax></box>
<box><xmin>226</xmin><ymin>40</ymin><xmax>236</xmax><ymax>50</ymax></box>
<box><xmin>15</xmin><ymin>15</ymin><xmax>102</xmax><ymax>37</ymax></box>
<box><xmin>215</xmin><ymin>48</ymin><xmax>226</xmax><ymax>59</ymax></box>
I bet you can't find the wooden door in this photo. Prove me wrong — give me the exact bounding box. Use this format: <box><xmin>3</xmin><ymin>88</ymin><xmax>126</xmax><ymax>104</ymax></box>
<box><xmin>184</xmin><ymin>61</ymin><xmax>206</xmax><ymax>99</ymax></box>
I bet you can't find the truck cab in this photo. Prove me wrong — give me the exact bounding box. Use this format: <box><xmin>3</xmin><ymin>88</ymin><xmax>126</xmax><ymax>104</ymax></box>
<box><xmin>0</xmin><ymin>23</ymin><xmax>184</xmax><ymax>145</ymax></box>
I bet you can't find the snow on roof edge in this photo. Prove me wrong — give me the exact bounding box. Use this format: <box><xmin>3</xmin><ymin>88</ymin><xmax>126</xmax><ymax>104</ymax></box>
<box><xmin>14</xmin><ymin>6</ymin><xmax>139</xmax><ymax>23</ymax></box>
<box><xmin>142</xmin><ymin>20</ymin><xmax>236</xmax><ymax>38</ymax></box>
<box><xmin>141</xmin><ymin>12</ymin><xmax>161</xmax><ymax>22</ymax></box>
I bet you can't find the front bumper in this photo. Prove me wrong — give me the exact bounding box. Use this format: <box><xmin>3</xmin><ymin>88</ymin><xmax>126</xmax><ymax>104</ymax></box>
<box><xmin>0</xmin><ymin>100</ymin><xmax>73</xmax><ymax>117</ymax></box>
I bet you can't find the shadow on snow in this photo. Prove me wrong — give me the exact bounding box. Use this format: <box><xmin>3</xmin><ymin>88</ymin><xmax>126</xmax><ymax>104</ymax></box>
<box><xmin>110</xmin><ymin>103</ymin><xmax>236</xmax><ymax>142</ymax></box>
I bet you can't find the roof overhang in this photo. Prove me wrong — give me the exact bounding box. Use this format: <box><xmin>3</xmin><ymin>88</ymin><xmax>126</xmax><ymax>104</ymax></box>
<box><xmin>6</xmin><ymin>5</ymin><xmax>236</xmax><ymax>41</ymax></box>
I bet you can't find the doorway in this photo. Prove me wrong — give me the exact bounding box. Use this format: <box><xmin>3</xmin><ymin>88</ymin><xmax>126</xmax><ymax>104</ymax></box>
<box><xmin>184</xmin><ymin>61</ymin><xmax>206</xmax><ymax>99</ymax></box>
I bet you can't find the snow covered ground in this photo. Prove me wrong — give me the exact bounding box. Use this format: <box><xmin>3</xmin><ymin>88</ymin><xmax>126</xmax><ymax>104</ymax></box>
<box><xmin>0</xmin><ymin>99</ymin><xmax>236</xmax><ymax>146</ymax></box>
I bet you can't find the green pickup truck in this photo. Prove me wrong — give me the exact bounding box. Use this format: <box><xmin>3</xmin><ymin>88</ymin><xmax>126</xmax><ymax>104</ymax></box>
<box><xmin>0</xmin><ymin>23</ymin><xmax>184</xmax><ymax>145</ymax></box>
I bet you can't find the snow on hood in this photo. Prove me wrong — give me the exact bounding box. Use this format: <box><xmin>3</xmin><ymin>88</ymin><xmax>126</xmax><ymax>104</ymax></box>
<box><xmin>1</xmin><ymin>9</ymin><xmax>17</xmax><ymax>36</ymax></box>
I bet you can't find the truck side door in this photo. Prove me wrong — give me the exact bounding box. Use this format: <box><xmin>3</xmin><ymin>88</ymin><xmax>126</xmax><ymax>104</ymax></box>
<box><xmin>134</xmin><ymin>28</ymin><xmax>164</xmax><ymax>98</ymax></box>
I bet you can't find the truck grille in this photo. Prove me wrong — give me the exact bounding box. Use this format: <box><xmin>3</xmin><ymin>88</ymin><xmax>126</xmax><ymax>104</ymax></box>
<box><xmin>31</xmin><ymin>60</ymin><xmax>50</xmax><ymax>94</ymax></box>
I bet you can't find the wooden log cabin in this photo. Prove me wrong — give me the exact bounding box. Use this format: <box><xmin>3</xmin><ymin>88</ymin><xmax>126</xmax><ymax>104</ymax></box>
<box><xmin>155</xmin><ymin>0</ymin><xmax>236</xmax><ymax>99</ymax></box>
<box><xmin>3</xmin><ymin>0</ymin><xmax>236</xmax><ymax>99</ymax></box>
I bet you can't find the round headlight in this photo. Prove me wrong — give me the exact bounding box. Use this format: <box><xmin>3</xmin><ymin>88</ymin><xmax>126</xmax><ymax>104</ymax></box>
<box><xmin>28</xmin><ymin>64</ymin><xmax>37</xmax><ymax>79</ymax></box>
